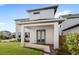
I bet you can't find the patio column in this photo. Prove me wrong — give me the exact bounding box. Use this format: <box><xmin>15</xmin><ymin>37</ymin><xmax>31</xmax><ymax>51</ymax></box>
<box><xmin>21</xmin><ymin>25</ymin><xmax>25</xmax><ymax>47</ymax></box>
<box><xmin>16</xmin><ymin>24</ymin><xmax>19</xmax><ymax>40</ymax></box>
<box><xmin>53</xmin><ymin>23</ymin><xmax>59</xmax><ymax>49</ymax></box>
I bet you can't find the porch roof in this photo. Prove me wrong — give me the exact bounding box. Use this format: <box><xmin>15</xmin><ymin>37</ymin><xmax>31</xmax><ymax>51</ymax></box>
<box><xmin>16</xmin><ymin>18</ymin><xmax>65</xmax><ymax>25</ymax></box>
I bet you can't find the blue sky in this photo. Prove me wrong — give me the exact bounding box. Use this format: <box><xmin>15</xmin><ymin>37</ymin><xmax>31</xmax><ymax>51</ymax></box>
<box><xmin>0</xmin><ymin>4</ymin><xmax>79</xmax><ymax>33</ymax></box>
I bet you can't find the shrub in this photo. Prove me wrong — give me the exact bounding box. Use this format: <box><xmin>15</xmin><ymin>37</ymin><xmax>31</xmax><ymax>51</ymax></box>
<box><xmin>63</xmin><ymin>32</ymin><xmax>79</xmax><ymax>55</ymax></box>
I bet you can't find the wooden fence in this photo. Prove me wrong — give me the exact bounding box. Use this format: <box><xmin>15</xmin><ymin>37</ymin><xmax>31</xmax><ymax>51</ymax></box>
<box><xmin>59</xmin><ymin>35</ymin><xmax>66</xmax><ymax>48</ymax></box>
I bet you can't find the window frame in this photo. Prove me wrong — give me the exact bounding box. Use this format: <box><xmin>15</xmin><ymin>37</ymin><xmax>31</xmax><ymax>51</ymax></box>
<box><xmin>33</xmin><ymin>12</ymin><xmax>40</xmax><ymax>14</ymax></box>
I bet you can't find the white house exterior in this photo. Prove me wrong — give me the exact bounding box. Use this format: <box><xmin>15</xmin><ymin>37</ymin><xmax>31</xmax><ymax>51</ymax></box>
<box><xmin>15</xmin><ymin>5</ymin><xmax>64</xmax><ymax>49</ymax></box>
<box><xmin>60</xmin><ymin>14</ymin><xmax>79</xmax><ymax>35</ymax></box>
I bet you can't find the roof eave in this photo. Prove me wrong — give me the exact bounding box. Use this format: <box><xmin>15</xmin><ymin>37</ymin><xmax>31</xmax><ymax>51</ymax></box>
<box><xmin>27</xmin><ymin>5</ymin><xmax>58</xmax><ymax>13</ymax></box>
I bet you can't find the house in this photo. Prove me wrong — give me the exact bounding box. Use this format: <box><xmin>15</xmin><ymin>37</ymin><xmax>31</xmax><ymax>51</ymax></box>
<box><xmin>15</xmin><ymin>5</ymin><xmax>64</xmax><ymax>49</ymax></box>
<box><xmin>0</xmin><ymin>31</ymin><xmax>12</xmax><ymax>39</ymax></box>
<box><xmin>60</xmin><ymin>14</ymin><xmax>79</xmax><ymax>35</ymax></box>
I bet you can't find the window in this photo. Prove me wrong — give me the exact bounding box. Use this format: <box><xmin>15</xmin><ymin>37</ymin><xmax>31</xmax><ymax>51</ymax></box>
<box><xmin>25</xmin><ymin>32</ymin><xmax>30</xmax><ymax>38</ymax></box>
<box><xmin>60</xmin><ymin>25</ymin><xmax>61</xmax><ymax>27</ymax></box>
<box><xmin>38</xmin><ymin>31</ymin><xmax>41</xmax><ymax>40</ymax></box>
<box><xmin>33</xmin><ymin>12</ymin><xmax>40</xmax><ymax>14</ymax></box>
<box><xmin>41</xmin><ymin>31</ymin><xmax>45</xmax><ymax>39</ymax></box>
<box><xmin>18</xmin><ymin>35</ymin><xmax>21</xmax><ymax>38</ymax></box>
<box><xmin>37</xmin><ymin>30</ymin><xmax>46</xmax><ymax>40</ymax></box>
<box><xmin>18</xmin><ymin>32</ymin><xmax>21</xmax><ymax>38</ymax></box>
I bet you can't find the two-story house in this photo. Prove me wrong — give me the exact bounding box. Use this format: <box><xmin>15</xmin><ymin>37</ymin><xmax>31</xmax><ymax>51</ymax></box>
<box><xmin>15</xmin><ymin>5</ymin><xmax>64</xmax><ymax>49</ymax></box>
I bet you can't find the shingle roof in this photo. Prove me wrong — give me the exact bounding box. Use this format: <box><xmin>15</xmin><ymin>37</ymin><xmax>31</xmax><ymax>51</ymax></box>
<box><xmin>15</xmin><ymin>18</ymin><xmax>29</xmax><ymax>21</ymax></box>
<box><xmin>60</xmin><ymin>14</ymin><xmax>79</xmax><ymax>19</ymax></box>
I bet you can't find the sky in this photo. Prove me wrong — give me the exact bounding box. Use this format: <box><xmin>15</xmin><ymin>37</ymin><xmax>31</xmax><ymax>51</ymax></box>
<box><xmin>0</xmin><ymin>4</ymin><xmax>79</xmax><ymax>33</ymax></box>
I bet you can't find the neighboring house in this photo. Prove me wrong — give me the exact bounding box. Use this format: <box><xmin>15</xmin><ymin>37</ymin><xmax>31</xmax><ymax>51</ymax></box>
<box><xmin>0</xmin><ymin>31</ymin><xmax>12</xmax><ymax>39</ymax></box>
<box><xmin>60</xmin><ymin>14</ymin><xmax>79</xmax><ymax>35</ymax></box>
<box><xmin>15</xmin><ymin>5</ymin><xmax>64</xmax><ymax>49</ymax></box>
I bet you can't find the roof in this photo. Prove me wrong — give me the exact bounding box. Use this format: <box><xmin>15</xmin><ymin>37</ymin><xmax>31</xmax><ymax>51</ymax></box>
<box><xmin>63</xmin><ymin>24</ymin><xmax>79</xmax><ymax>31</ymax></box>
<box><xmin>16</xmin><ymin>18</ymin><xmax>65</xmax><ymax>25</ymax></box>
<box><xmin>16</xmin><ymin>18</ymin><xmax>64</xmax><ymax>22</ymax></box>
<box><xmin>15</xmin><ymin>5</ymin><xmax>58</xmax><ymax>21</ymax></box>
<box><xmin>27</xmin><ymin>5</ymin><xmax>58</xmax><ymax>14</ymax></box>
<box><xmin>60</xmin><ymin>13</ymin><xmax>79</xmax><ymax>19</ymax></box>
<box><xmin>15</xmin><ymin>18</ymin><xmax>29</xmax><ymax>21</ymax></box>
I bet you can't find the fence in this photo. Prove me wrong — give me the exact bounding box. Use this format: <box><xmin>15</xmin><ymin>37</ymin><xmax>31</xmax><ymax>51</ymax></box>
<box><xmin>59</xmin><ymin>35</ymin><xmax>65</xmax><ymax>48</ymax></box>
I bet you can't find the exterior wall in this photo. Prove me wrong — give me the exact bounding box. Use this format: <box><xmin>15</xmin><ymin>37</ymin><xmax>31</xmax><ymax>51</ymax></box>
<box><xmin>28</xmin><ymin>9</ymin><xmax>54</xmax><ymax>20</ymax></box>
<box><xmin>16</xmin><ymin>25</ymin><xmax>21</xmax><ymax>33</ymax></box>
<box><xmin>63</xmin><ymin>26</ymin><xmax>79</xmax><ymax>35</ymax></box>
<box><xmin>16</xmin><ymin>22</ymin><xmax>31</xmax><ymax>41</ymax></box>
<box><xmin>29</xmin><ymin>25</ymin><xmax>54</xmax><ymax>44</ymax></box>
<box><xmin>53</xmin><ymin>23</ymin><xmax>59</xmax><ymax>49</ymax></box>
<box><xmin>16</xmin><ymin>24</ymin><xmax>21</xmax><ymax>39</ymax></box>
<box><xmin>16</xmin><ymin>24</ymin><xmax>30</xmax><ymax>41</ymax></box>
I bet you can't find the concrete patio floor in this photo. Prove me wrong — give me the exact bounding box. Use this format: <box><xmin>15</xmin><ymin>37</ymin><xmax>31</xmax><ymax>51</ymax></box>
<box><xmin>24</xmin><ymin>43</ymin><xmax>50</xmax><ymax>54</ymax></box>
<box><xmin>24</xmin><ymin>43</ymin><xmax>57</xmax><ymax>55</ymax></box>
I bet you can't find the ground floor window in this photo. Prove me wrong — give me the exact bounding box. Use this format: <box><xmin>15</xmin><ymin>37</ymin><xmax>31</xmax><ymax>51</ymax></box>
<box><xmin>18</xmin><ymin>32</ymin><xmax>21</xmax><ymax>38</ymax></box>
<box><xmin>24</xmin><ymin>32</ymin><xmax>30</xmax><ymax>42</ymax></box>
<box><xmin>25</xmin><ymin>32</ymin><xmax>30</xmax><ymax>38</ymax></box>
<box><xmin>17</xmin><ymin>32</ymin><xmax>21</xmax><ymax>42</ymax></box>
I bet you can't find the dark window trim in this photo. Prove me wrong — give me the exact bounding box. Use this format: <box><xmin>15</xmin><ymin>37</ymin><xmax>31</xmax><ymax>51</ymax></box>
<box><xmin>18</xmin><ymin>32</ymin><xmax>21</xmax><ymax>38</ymax></box>
<box><xmin>25</xmin><ymin>32</ymin><xmax>30</xmax><ymax>38</ymax></box>
<box><xmin>33</xmin><ymin>12</ymin><xmax>40</xmax><ymax>14</ymax></box>
<box><xmin>63</xmin><ymin>24</ymin><xmax>79</xmax><ymax>31</ymax></box>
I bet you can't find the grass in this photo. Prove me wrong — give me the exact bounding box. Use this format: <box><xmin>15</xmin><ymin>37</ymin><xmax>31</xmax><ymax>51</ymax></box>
<box><xmin>0</xmin><ymin>42</ymin><xmax>42</xmax><ymax>55</ymax></box>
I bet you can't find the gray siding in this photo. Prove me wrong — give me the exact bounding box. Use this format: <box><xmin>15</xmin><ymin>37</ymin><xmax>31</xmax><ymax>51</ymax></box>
<box><xmin>28</xmin><ymin>9</ymin><xmax>55</xmax><ymax>20</ymax></box>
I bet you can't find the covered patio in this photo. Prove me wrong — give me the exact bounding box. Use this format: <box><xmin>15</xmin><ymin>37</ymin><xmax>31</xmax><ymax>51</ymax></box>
<box><xmin>20</xmin><ymin>19</ymin><xmax>61</xmax><ymax>49</ymax></box>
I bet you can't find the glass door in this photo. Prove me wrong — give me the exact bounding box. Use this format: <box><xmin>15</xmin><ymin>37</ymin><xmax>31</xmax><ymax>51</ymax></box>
<box><xmin>37</xmin><ymin>30</ymin><xmax>46</xmax><ymax>44</ymax></box>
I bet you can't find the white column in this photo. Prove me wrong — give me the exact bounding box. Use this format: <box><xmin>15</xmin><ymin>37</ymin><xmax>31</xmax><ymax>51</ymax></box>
<box><xmin>21</xmin><ymin>25</ymin><xmax>25</xmax><ymax>47</ymax></box>
<box><xmin>16</xmin><ymin>24</ymin><xmax>19</xmax><ymax>40</ymax></box>
<box><xmin>53</xmin><ymin>23</ymin><xmax>59</xmax><ymax>49</ymax></box>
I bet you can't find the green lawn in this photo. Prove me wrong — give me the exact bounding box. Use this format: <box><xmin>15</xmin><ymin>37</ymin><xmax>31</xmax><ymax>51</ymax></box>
<box><xmin>0</xmin><ymin>42</ymin><xmax>42</xmax><ymax>55</ymax></box>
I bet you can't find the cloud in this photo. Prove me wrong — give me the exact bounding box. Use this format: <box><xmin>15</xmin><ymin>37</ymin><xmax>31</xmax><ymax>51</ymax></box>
<box><xmin>55</xmin><ymin>10</ymin><xmax>72</xmax><ymax>18</ymax></box>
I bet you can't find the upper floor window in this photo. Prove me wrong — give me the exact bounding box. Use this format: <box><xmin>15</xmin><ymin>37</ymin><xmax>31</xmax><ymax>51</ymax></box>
<box><xmin>33</xmin><ymin>12</ymin><xmax>40</xmax><ymax>14</ymax></box>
